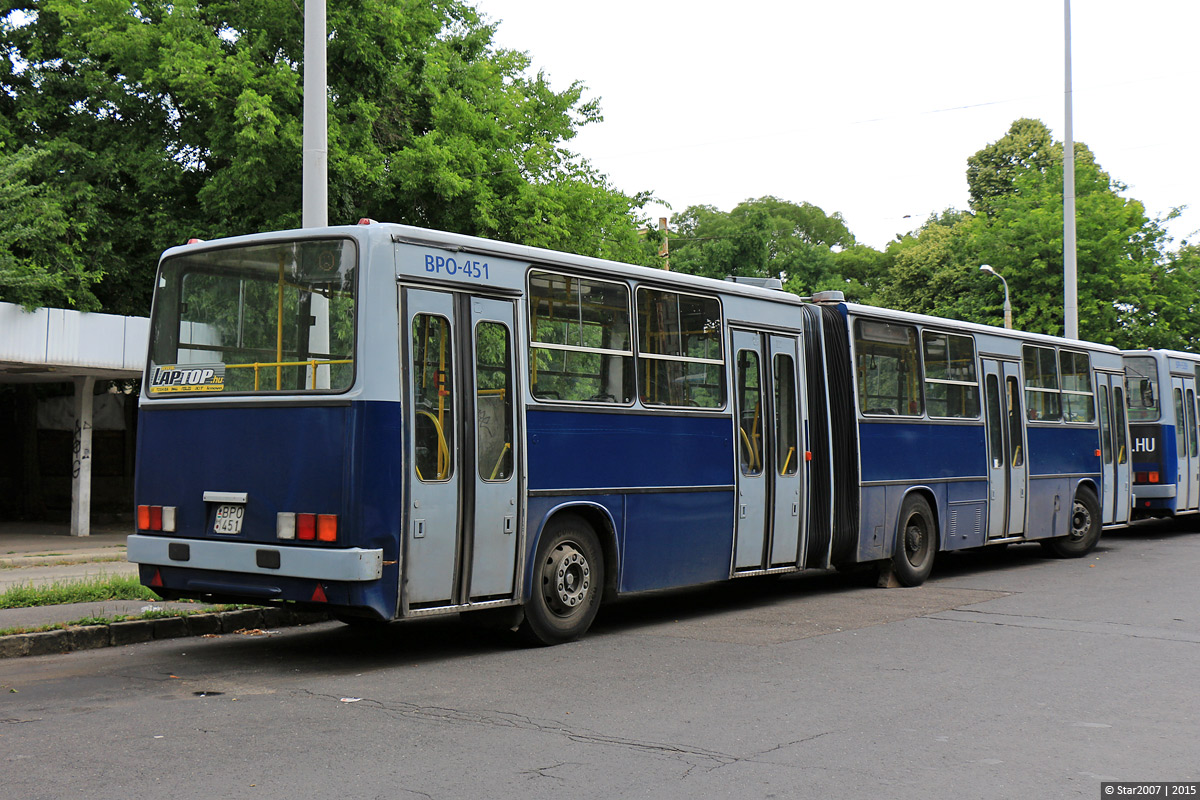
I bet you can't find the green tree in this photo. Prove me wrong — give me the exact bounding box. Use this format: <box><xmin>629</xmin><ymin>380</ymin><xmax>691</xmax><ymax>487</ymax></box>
<box><xmin>878</xmin><ymin>119</ymin><xmax>1169</xmax><ymax>348</ymax></box>
<box><xmin>668</xmin><ymin>196</ymin><xmax>858</xmax><ymax>294</ymax></box>
<box><xmin>0</xmin><ymin>144</ymin><xmax>105</xmax><ymax>310</ymax></box>
<box><xmin>0</xmin><ymin>0</ymin><xmax>654</xmax><ymax>315</ymax></box>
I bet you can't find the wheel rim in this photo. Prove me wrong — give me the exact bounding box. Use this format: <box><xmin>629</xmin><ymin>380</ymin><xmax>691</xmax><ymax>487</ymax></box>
<box><xmin>541</xmin><ymin>541</ymin><xmax>591</xmax><ymax>617</ymax></box>
<box><xmin>1070</xmin><ymin>499</ymin><xmax>1093</xmax><ymax>541</ymax></box>
<box><xmin>904</xmin><ymin>515</ymin><xmax>928</xmax><ymax>566</ymax></box>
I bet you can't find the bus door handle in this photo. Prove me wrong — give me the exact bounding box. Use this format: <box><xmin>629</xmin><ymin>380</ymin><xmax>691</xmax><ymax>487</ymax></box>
<box><xmin>414</xmin><ymin>519</ymin><xmax>426</xmax><ymax>539</ymax></box>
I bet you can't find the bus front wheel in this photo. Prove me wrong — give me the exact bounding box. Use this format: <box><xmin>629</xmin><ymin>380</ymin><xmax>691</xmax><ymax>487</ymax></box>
<box><xmin>1042</xmin><ymin>486</ymin><xmax>1101</xmax><ymax>558</ymax></box>
<box><xmin>892</xmin><ymin>494</ymin><xmax>936</xmax><ymax>586</ymax></box>
<box><xmin>521</xmin><ymin>515</ymin><xmax>605</xmax><ymax>646</ymax></box>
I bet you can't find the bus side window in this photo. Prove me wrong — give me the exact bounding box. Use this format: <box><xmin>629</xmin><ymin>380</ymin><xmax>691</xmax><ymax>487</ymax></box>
<box><xmin>476</xmin><ymin>321</ymin><xmax>513</xmax><ymax>482</ymax></box>
<box><xmin>412</xmin><ymin>314</ymin><xmax>454</xmax><ymax>482</ymax></box>
<box><xmin>737</xmin><ymin>350</ymin><xmax>762</xmax><ymax>475</ymax></box>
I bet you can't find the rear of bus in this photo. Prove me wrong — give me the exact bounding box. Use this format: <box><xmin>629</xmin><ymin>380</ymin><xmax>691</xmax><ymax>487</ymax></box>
<box><xmin>1124</xmin><ymin>353</ymin><xmax>1175</xmax><ymax>517</ymax></box>
<box><xmin>128</xmin><ymin>231</ymin><xmax>400</xmax><ymax>620</ymax></box>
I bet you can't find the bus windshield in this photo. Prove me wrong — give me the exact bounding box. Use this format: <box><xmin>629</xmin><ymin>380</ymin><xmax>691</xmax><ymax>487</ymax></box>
<box><xmin>1124</xmin><ymin>356</ymin><xmax>1160</xmax><ymax>422</ymax></box>
<box><xmin>147</xmin><ymin>238</ymin><xmax>357</xmax><ymax>396</ymax></box>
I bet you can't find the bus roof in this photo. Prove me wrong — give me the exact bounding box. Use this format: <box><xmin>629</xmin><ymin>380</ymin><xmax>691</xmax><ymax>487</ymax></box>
<box><xmin>839</xmin><ymin>301</ymin><xmax>1123</xmax><ymax>355</ymax></box>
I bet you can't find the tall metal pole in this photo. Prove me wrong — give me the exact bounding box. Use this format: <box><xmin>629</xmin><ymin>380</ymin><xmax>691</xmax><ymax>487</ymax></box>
<box><xmin>1063</xmin><ymin>0</ymin><xmax>1078</xmax><ymax>339</ymax></box>
<box><xmin>302</xmin><ymin>0</ymin><xmax>328</xmax><ymax>229</ymax></box>
<box><xmin>302</xmin><ymin>0</ymin><xmax>330</xmax><ymax>388</ymax></box>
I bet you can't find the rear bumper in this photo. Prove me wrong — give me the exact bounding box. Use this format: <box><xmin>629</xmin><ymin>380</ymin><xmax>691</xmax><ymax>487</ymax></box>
<box><xmin>1133</xmin><ymin>484</ymin><xmax>1176</xmax><ymax>500</ymax></box>
<box><xmin>127</xmin><ymin>534</ymin><xmax>383</xmax><ymax>582</ymax></box>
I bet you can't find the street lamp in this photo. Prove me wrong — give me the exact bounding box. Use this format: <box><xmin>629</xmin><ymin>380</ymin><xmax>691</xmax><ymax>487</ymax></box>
<box><xmin>980</xmin><ymin>264</ymin><xmax>1012</xmax><ymax>329</ymax></box>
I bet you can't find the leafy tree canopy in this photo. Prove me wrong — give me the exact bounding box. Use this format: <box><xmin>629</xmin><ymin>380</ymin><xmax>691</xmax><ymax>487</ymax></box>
<box><xmin>667</xmin><ymin>196</ymin><xmax>865</xmax><ymax>296</ymax></box>
<box><xmin>873</xmin><ymin>119</ymin><xmax>1177</xmax><ymax>350</ymax></box>
<box><xmin>0</xmin><ymin>0</ymin><xmax>656</xmax><ymax>314</ymax></box>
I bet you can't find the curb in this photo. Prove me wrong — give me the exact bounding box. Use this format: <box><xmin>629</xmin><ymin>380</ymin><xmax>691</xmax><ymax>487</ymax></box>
<box><xmin>0</xmin><ymin>550</ymin><xmax>129</xmax><ymax>568</ymax></box>
<box><xmin>0</xmin><ymin>607</ymin><xmax>331</xmax><ymax>659</ymax></box>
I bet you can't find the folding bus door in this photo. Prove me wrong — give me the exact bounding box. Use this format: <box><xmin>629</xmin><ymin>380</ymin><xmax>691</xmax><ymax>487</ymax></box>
<box><xmin>1172</xmin><ymin>374</ymin><xmax>1200</xmax><ymax>512</ymax></box>
<box><xmin>768</xmin><ymin>336</ymin><xmax>804</xmax><ymax>567</ymax></box>
<box><xmin>1096</xmin><ymin>373</ymin><xmax>1131</xmax><ymax>525</ymax></box>
<box><xmin>403</xmin><ymin>287</ymin><xmax>521</xmax><ymax>609</ymax></box>
<box><xmin>731</xmin><ymin>329</ymin><xmax>804</xmax><ymax>572</ymax></box>
<box><xmin>983</xmin><ymin>358</ymin><xmax>1028</xmax><ymax>538</ymax></box>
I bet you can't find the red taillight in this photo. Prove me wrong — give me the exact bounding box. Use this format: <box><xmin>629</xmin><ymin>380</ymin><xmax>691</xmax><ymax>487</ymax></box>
<box><xmin>296</xmin><ymin>513</ymin><xmax>317</xmax><ymax>540</ymax></box>
<box><xmin>137</xmin><ymin>505</ymin><xmax>176</xmax><ymax>531</ymax></box>
<box><xmin>1149</xmin><ymin>471</ymin><xmax>1160</xmax><ymax>484</ymax></box>
<box><xmin>317</xmin><ymin>514</ymin><xmax>338</xmax><ymax>542</ymax></box>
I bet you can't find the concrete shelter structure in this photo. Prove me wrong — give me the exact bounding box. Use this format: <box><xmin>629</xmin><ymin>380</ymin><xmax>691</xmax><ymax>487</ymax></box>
<box><xmin>0</xmin><ymin>301</ymin><xmax>148</xmax><ymax>535</ymax></box>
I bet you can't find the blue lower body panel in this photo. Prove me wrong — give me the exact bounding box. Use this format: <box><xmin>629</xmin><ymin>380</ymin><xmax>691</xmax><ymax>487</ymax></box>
<box><xmin>526</xmin><ymin>491</ymin><xmax>734</xmax><ymax>595</ymax></box>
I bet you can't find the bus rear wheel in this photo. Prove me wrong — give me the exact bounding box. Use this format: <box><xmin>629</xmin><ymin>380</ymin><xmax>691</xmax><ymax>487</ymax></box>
<box><xmin>520</xmin><ymin>515</ymin><xmax>604</xmax><ymax>646</ymax></box>
<box><xmin>1042</xmin><ymin>486</ymin><xmax>1101</xmax><ymax>558</ymax></box>
<box><xmin>892</xmin><ymin>494</ymin><xmax>936</xmax><ymax>586</ymax></box>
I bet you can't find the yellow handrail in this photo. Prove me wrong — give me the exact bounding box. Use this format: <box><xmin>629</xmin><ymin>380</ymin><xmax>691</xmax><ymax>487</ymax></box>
<box><xmin>781</xmin><ymin>446</ymin><xmax>795</xmax><ymax>476</ymax></box>
<box><xmin>489</xmin><ymin>442</ymin><xmax>512</xmax><ymax>481</ymax></box>
<box><xmin>224</xmin><ymin>359</ymin><xmax>353</xmax><ymax>391</ymax></box>
<box><xmin>416</xmin><ymin>410</ymin><xmax>451</xmax><ymax>480</ymax></box>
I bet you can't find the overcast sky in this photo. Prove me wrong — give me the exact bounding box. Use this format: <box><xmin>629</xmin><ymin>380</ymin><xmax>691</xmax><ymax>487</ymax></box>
<box><xmin>476</xmin><ymin>0</ymin><xmax>1199</xmax><ymax>251</ymax></box>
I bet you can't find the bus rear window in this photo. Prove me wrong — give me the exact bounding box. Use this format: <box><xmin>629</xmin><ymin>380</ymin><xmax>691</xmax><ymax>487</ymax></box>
<box><xmin>147</xmin><ymin>239</ymin><xmax>357</xmax><ymax>396</ymax></box>
<box><xmin>1124</xmin><ymin>356</ymin><xmax>1160</xmax><ymax>422</ymax></box>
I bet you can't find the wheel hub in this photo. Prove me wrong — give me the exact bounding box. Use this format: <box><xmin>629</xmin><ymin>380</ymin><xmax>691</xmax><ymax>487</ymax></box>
<box><xmin>542</xmin><ymin>542</ymin><xmax>591</xmax><ymax>616</ymax></box>
<box><xmin>905</xmin><ymin>522</ymin><xmax>925</xmax><ymax>558</ymax></box>
<box><xmin>1070</xmin><ymin>501</ymin><xmax>1092</xmax><ymax>541</ymax></box>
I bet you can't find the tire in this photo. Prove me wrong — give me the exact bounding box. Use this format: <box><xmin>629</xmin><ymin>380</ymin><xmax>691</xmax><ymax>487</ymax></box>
<box><xmin>892</xmin><ymin>494</ymin><xmax>937</xmax><ymax>586</ymax></box>
<box><xmin>520</xmin><ymin>515</ymin><xmax>605</xmax><ymax>646</ymax></box>
<box><xmin>1042</xmin><ymin>486</ymin><xmax>1102</xmax><ymax>558</ymax></box>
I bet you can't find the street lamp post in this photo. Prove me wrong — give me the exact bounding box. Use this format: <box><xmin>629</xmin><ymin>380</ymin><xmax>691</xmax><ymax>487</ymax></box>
<box><xmin>980</xmin><ymin>264</ymin><xmax>1012</xmax><ymax>329</ymax></box>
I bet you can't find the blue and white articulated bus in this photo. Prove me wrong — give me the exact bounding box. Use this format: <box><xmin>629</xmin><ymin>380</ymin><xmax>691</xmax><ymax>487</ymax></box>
<box><xmin>127</xmin><ymin>222</ymin><xmax>1126</xmax><ymax>643</ymax></box>
<box><xmin>829</xmin><ymin>300</ymin><xmax>1130</xmax><ymax>587</ymax></box>
<box><xmin>1121</xmin><ymin>349</ymin><xmax>1200</xmax><ymax>519</ymax></box>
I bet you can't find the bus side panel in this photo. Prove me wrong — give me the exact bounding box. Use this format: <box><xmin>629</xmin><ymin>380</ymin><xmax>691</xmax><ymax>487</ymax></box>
<box><xmin>525</xmin><ymin>409</ymin><xmax>734</xmax><ymax>594</ymax></box>
<box><xmin>1024</xmin><ymin>425</ymin><xmax>1103</xmax><ymax>540</ymax></box>
<box><xmin>857</xmin><ymin>422</ymin><xmax>987</xmax><ymax>483</ymax></box>
<box><xmin>855</xmin><ymin>422</ymin><xmax>986</xmax><ymax>561</ymax></box>
<box><xmin>1025</xmin><ymin>425</ymin><xmax>1102</xmax><ymax>477</ymax></box>
<box><xmin>620</xmin><ymin>491</ymin><xmax>733</xmax><ymax>592</ymax></box>
<box><xmin>526</xmin><ymin>410</ymin><xmax>733</xmax><ymax>490</ymax></box>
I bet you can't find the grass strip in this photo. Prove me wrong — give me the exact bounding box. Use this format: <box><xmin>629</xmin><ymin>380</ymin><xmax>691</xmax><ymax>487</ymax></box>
<box><xmin>0</xmin><ymin>604</ymin><xmax>247</xmax><ymax>636</ymax></box>
<box><xmin>0</xmin><ymin>574</ymin><xmax>160</xmax><ymax>608</ymax></box>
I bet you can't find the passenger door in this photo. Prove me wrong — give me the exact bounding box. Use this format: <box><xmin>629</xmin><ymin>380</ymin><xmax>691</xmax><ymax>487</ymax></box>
<box><xmin>1172</xmin><ymin>375</ymin><xmax>1199</xmax><ymax>512</ymax></box>
<box><xmin>983</xmin><ymin>359</ymin><xmax>1027</xmax><ymax>538</ymax></box>
<box><xmin>1096</xmin><ymin>373</ymin><xmax>1131</xmax><ymax>525</ymax></box>
<box><xmin>731</xmin><ymin>330</ymin><xmax>805</xmax><ymax>571</ymax></box>
<box><xmin>403</xmin><ymin>287</ymin><xmax>521</xmax><ymax>608</ymax></box>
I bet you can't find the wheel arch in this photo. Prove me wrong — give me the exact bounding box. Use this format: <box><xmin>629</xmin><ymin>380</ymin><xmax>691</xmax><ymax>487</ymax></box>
<box><xmin>527</xmin><ymin>501</ymin><xmax>620</xmax><ymax>603</ymax></box>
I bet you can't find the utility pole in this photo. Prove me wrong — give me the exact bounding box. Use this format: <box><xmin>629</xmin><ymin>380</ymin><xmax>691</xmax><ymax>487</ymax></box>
<box><xmin>1063</xmin><ymin>0</ymin><xmax>1078</xmax><ymax>339</ymax></box>
<box><xmin>659</xmin><ymin>217</ymin><xmax>670</xmax><ymax>270</ymax></box>
<box><xmin>302</xmin><ymin>0</ymin><xmax>328</xmax><ymax>229</ymax></box>
<box><xmin>302</xmin><ymin>0</ymin><xmax>330</xmax><ymax>388</ymax></box>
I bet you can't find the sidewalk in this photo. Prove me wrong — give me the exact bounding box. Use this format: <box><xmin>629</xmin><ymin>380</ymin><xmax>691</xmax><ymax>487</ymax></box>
<box><xmin>0</xmin><ymin>521</ymin><xmax>329</xmax><ymax>657</ymax></box>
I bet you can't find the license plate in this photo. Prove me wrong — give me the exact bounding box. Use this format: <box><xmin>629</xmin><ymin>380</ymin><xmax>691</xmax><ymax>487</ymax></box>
<box><xmin>213</xmin><ymin>504</ymin><xmax>245</xmax><ymax>534</ymax></box>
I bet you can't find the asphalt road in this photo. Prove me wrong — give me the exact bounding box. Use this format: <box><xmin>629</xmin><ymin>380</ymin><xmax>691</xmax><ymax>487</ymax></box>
<box><xmin>2</xmin><ymin>521</ymin><xmax>1198</xmax><ymax>800</ymax></box>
